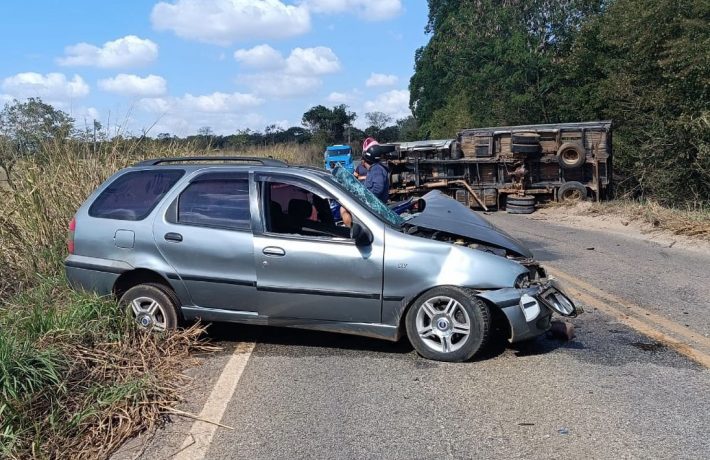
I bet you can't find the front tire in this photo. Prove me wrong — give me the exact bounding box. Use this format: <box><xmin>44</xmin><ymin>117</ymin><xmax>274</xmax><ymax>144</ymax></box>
<box><xmin>119</xmin><ymin>283</ymin><xmax>180</xmax><ymax>332</ymax></box>
<box><xmin>405</xmin><ymin>287</ymin><xmax>490</xmax><ymax>362</ymax></box>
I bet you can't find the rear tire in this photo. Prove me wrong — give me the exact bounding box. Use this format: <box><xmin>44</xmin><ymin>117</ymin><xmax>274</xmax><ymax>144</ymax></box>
<box><xmin>119</xmin><ymin>283</ymin><xmax>180</xmax><ymax>332</ymax></box>
<box><xmin>405</xmin><ymin>287</ymin><xmax>490</xmax><ymax>362</ymax></box>
<box><xmin>506</xmin><ymin>195</ymin><xmax>535</xmax><ymax>206</ymax></box>
<box><xmin>506</xmin><ymin>203</ymin><xmax>535</xmax><ymax>214</ymax></box>
<box><xmin>557</xmin><ymin>181</ymin><xmax>588</xmax><ymax>203</ymax></box>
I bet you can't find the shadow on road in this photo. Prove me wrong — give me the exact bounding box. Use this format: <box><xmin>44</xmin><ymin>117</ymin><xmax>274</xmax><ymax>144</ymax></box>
<box><xmin>198</xmin><ymin>321</ymin><xmax>572</xmax><ymax>362</ymax></box>
<box><xmin>204</xmin><ymin>322</ymin><xmax>414</xmax><ymax>355</ymax></box>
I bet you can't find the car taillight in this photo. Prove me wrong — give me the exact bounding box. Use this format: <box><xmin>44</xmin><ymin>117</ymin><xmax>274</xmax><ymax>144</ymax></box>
<box><xmin>67</xmin><ymin>217</ymin><xmax>76</xmax><ymax>254</ymax></box>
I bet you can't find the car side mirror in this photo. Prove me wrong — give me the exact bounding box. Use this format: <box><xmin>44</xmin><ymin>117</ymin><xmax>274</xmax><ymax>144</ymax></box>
<box><xmin>351</xmin><ymin>222</ymin><xmax>373</xmax><ymax>247</ymax></box>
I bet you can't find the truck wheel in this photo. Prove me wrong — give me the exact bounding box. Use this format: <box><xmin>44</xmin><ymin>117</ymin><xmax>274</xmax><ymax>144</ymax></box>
<box><xmin>557</xmin><ymin>143</ymin><xmax>586</xmax><ymax>169</ymax></box>
<box><xmin>506</xmin><ymin>203</ymin><xmax>535</xmax><ymax>214</ymax></box>
<box><xmin>557</xmin><ymin>181</ymin><xmax>588</xmax><ymax>202</ymax></box>
<box><xmin>119</xmin><ymin>283</ymin><xmax>180</xmax><ymax>332</ymax></box>
<box><xmin>405</xmin><ymin>287</ymin><xmax>490</xmax><ymax>362</ymax></box>
<box><xmin>506</xmin><ymin>195</ymin><xmax>535</xmax><ymax>206</ymax></box>
<box><xmin>511</xmin><ymin>143</ymin><xmax>541</xmax><ymax>154</ymax></box>
<box><xmin>512</xmin><ymin>132</ymin><xmax>540</xmax><ymax>145</ymax></box>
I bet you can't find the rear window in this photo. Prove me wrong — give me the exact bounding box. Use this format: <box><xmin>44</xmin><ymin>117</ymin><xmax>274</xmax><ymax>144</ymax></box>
<box><xmin>89</xmin><ymin>169</ymin><xmax>184</xmax><ymax>221</ymax></box>
<box><xmin>178</xmin><ymin>177</ymin><xmax>251</xmax><ymax>230</ymax></box>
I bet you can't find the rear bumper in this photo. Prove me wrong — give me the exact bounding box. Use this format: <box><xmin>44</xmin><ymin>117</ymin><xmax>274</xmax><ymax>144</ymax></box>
<box><xmin>477</xmin><ymin>278</ymin><xmax>580</xmax><ymax>343</ymax></box>
<box><xmin>64</xmin><ymin>255</ymin><xmax>130</xmax><ymax>296</ymax></box>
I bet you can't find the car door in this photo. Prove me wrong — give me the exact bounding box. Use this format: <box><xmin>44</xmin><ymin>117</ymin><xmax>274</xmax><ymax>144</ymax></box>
<box><xmin>252</xmin><ymin>173</ymin><xmax>384</xmax><ymax>323</ymax></box>
<box><xmin>153</xmin><ymin>171</ymin><xmax>259</xmax><ymax>312</ymax></box>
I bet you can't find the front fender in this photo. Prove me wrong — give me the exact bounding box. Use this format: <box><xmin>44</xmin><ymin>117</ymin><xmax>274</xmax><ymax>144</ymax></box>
<box><xmin>382</xmin><ymin>230</ymin><xmax>529</xmax><ymax>325</ymax></box>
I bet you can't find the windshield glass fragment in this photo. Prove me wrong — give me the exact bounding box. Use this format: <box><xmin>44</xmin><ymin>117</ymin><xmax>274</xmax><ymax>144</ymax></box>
<box><xmin>331</xmin><ymin>165</ymin><xmax>405</xmax><ymax>227</ymax></box>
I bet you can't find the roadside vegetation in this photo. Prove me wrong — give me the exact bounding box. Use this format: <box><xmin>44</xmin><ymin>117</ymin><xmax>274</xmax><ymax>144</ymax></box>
<box><xmin>410</xmin><ymin>0</ymin><xmax>709</xmax><ymax>208</ymax></box>
<box><xmin>0</xmin><ymin>102</ymin><xmax>316</xmax><ymax>458</ymax></box>
<box><xmin>587</xmin><ymin>200</ymin><xmax>710</xmax><ymax>240</ymax></box>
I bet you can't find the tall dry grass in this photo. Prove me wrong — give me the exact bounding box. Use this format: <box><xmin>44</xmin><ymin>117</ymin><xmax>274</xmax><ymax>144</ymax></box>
<box><xmin>0</xmin><ymin>139</ymin><xmax>320</xmax><ymax>298</ymax></box>
<box><xmin>0</xmin><ymin>136</ymin><xmax>319</xmax><ymax>458</ymax></box>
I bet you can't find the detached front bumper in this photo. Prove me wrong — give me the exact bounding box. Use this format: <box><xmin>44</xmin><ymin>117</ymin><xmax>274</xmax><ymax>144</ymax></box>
<box><xmin>476</xmin><ymin>278</ymin><xmax>581</xmax><ymax>343</ymax></box>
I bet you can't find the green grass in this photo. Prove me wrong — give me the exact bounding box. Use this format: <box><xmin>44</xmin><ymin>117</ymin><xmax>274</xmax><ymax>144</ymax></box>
<box><xmin>0</xmin><ymin>137</ymin><xmax>318</xmax><ymax>458</ymax></box>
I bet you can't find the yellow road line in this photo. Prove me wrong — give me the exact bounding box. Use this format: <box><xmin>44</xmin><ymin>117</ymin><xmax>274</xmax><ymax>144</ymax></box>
<box><xmin>174</xmin><ymin>340</ymin><xmax>256</xmax><ymax>460</ymax></box>
<box><xmin>547</xmin><ymin>267</ymin><xmax>710</xmax><ymax>368</ymax></box>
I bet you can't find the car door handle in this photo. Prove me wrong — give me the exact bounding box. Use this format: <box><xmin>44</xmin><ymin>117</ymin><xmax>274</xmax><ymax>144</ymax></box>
<box><xmin>262</xmin><ymin>246</ymin><xmax>285</xmax><ymax>256</ymax></box>
<box><xmin>164</xmin><ymin>232</ymin><xmax>183</xmax><ymax>242</ymax></box>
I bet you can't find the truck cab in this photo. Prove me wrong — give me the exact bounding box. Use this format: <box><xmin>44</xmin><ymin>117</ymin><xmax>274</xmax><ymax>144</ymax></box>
<box><xmin>324</xmin><ymin>145</ymin><xmax>354</xmax><ymax>174</ymax></box>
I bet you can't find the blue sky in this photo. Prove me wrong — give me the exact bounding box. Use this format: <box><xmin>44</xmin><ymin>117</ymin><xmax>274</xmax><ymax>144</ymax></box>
<box><xmin>0</xmin><ymin>0</ymin><xmax>429</xmax><ymax>136</ymax></box>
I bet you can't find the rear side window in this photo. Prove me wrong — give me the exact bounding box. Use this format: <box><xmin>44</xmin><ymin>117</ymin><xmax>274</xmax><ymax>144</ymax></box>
<box><xmin>89</xmin><ymin>170</ymin><xmax>184</xmax><ymax>221</ymax></box>
<box><xmin>178</xmin><ymin>178</ymin><xmax>251</xmax><ymax>230</ymax></box>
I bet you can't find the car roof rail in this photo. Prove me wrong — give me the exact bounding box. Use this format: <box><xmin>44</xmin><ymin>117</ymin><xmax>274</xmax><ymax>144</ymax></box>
<box><xmin>134</xmin><ymin>156</ymin><xmax>289</xmax><ymax>167</ymax></box>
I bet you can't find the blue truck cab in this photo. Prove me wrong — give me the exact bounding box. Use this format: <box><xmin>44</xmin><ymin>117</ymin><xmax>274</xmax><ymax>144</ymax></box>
<box><xmin>324</xmin><ymin>145</ymin><xmax>354</xmax><ymax>173</ymax></box>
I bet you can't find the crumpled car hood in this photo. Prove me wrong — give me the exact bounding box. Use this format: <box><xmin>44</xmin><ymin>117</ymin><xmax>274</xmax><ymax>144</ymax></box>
<box><xmin>407</xmin><ymin>190</ymin><xmax>534</xmax><ymax>258</ymax></box>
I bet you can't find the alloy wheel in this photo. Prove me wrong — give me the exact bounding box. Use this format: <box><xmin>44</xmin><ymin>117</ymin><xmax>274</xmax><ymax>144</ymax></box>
<box><xmin>415</xmin><ymin>296</ymin><xmax>471</xmax><ymax>353</ymax></box>
<box><xmin>129</xmin><ymin>296</ymin><xmax>167</xmax><ymax>331</ymax></box>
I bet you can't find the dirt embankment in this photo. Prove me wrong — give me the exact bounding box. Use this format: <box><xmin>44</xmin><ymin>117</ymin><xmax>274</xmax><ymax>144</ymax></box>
<box><xmin>528</xmin><ymin>201</ymin><xmax>710</xmax><ymax>255</ymax></box>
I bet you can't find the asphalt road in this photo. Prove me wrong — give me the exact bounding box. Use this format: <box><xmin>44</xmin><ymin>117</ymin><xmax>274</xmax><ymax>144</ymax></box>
<box><xmin>115</xmin><ymin>212</ymin><xmax>710</xmax><ymax>460</ymax></box>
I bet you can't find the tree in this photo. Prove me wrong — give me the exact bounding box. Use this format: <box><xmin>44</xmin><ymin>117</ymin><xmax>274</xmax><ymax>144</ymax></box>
<box><xmin>396</xmin><ymin>116</ymin><xmax>420</xmax><ymax>142</ymax></box>
<box><xmin>0</xmin><ymin>98</ymin><xmax>75</xmax><ymax>186</ymax></box>
<box><xmin>302</xmin><ymin>104</ymin><xmax>357</xmax><ymax>145</ymax></box>
<box><xmin>559</xmin><ymin>0</ymin><xmax>710</xmax><ymax>204</ymax></box>
<box><xmin>197</xmin><ymin>126</ymin><xmax>213</xmax><ymax>137</ymax></box>
<box><xmin>411</xmin><ymin>0</ymin><xmax>708</xmax><ymax>205</ymax></box>
<box><xmin>410</xmin><ymin>0</ymin><xmax>604</xmax><ymax>137</ymax></box>
<box><xmin>365</xmin><ymin>112</ymin><xmax>392</xmax><ymax>131</ymax></box>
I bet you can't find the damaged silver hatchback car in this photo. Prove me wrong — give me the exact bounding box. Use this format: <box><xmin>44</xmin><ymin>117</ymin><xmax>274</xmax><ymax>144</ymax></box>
<box><xmin>65</xmin><ymin>157</ymin><xmax>580</xmax><ymax>362</ymax></box>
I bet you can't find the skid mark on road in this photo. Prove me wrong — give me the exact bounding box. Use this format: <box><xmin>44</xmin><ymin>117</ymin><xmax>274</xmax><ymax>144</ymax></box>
<box><xmin>548</xmin><ymin>267</ymin><xmax>710</xmax><ymax>368</ymax></box>
<box><xmin>174</xmin><ymin>341</ymin><xmax>255</xmax><ymax>460</ymax></box>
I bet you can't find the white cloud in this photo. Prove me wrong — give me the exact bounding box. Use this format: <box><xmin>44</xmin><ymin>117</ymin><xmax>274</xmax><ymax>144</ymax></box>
<box><xmin>98</xmin><ymin>74</ymin><xmax>167</xmax><ymax>97</ymax></box>
<box><xmin>285</xmin><ymin>47</ymin><xmax>340</xmax><ymax>75</ymax></box>
<box><xmin>71</xmin><ymin>106</ymin><xmax>101</xmax><ymax>124</ymax></box>
<box><xmin>235</xmin><ymin>45</ymin><xmax>340</xmax><ymax>75</ymax></box>
<box><xmin>326</xmin><ymin>89</ymin><xmax>361</xmax><ymax>104</ymax></box>
<box><xmin>234</xmin><ymin>44</ymin><xmax>285</xmax><ymax>70</ymax></box>
<box><xmin>363</xmin><ymin>89</ymin><xmax>410</xmax><ymax>120</ymax></box>
<box><xmin>366</xmin><ymin>72</ymin><xmax>398</xmax><ymax>87</ymax></box>
<box><xmin>57</xmin><ymin>35</ymin><xmax>158</xmax><ymax>68</ymax></box>
<box><xmin>1</xmin><ymin>72</ymin><xmax>89</xmax><ymax>103</ymax></box>
<box><xmin>139</xmin><ymin>91</ymin><xmax>263</xmax><ymax>114</ymax></box>
<box><xmin>137</xmin><ymin>89</ymin><xmax>267</xmax><ymax>136</ymax></box>
<box><xmin>151</xmin><ymin>0</ymin><xmax>311</xmax><ymax>45</ymax></box>
<box><xmin>327</xmin><ymin>91</ymin><xmax>353</xmax><ymax>104</ymax></box>
<box><xmin>304</xmin><ymin>0</ymin><xmax>403</xmax><ymax>20</ymax></box>
<box><xmin>148</xmin><ymin>112</ymin><xmax>267</xmax><ymax>136</ymax></box>
<box><xmin>235</xmin><ymin>46</ymin><xmax>340</xmax><ymax>98</ymax></box>
<box><xmin>239</xmin><ymin>74</ymin><xmax>321</xmax><ymax>98</ymax></box>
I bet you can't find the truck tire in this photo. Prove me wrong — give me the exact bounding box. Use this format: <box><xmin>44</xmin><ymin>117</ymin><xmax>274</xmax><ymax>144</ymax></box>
<box><xmin>557</xmin><ymin>143</ymin><xmax>586</xmax><ymax>169</ymax></box>
<box><xmin>506</xmin><ymin>203</ymin><xmax>535</xmax><ymax>214</ymax></box>
<box><xmin>557</xmin><ymin>181</ymin><xmax>588</xmax><ymax>202</ymax></box>
<box><xmin>506</xmin><ymin>195</ymin><xmax>535</xmax><ymax>206</ymax></box>
<box><xmin>511</xmin><ymin>132</ymin><xmax>540</xmax><ymax>145</ymax></box>
<box><xmin>405</xmin><ymin>286</ymin><xmax>490</xmax><ymax>362</ymax></box>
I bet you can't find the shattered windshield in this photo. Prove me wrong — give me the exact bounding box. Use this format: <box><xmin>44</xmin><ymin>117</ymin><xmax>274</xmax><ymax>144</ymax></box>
<box><xmin>331</xmin><ymin>165</ymin><xmax>405</xmax><ymax>227</ymax></box>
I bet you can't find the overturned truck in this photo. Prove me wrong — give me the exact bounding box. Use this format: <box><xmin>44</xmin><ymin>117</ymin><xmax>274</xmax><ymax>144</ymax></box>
<box><xmin>388</xmin><ymin>121</ymin><xmax>612</xmax><ymax>213</ymax></box>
